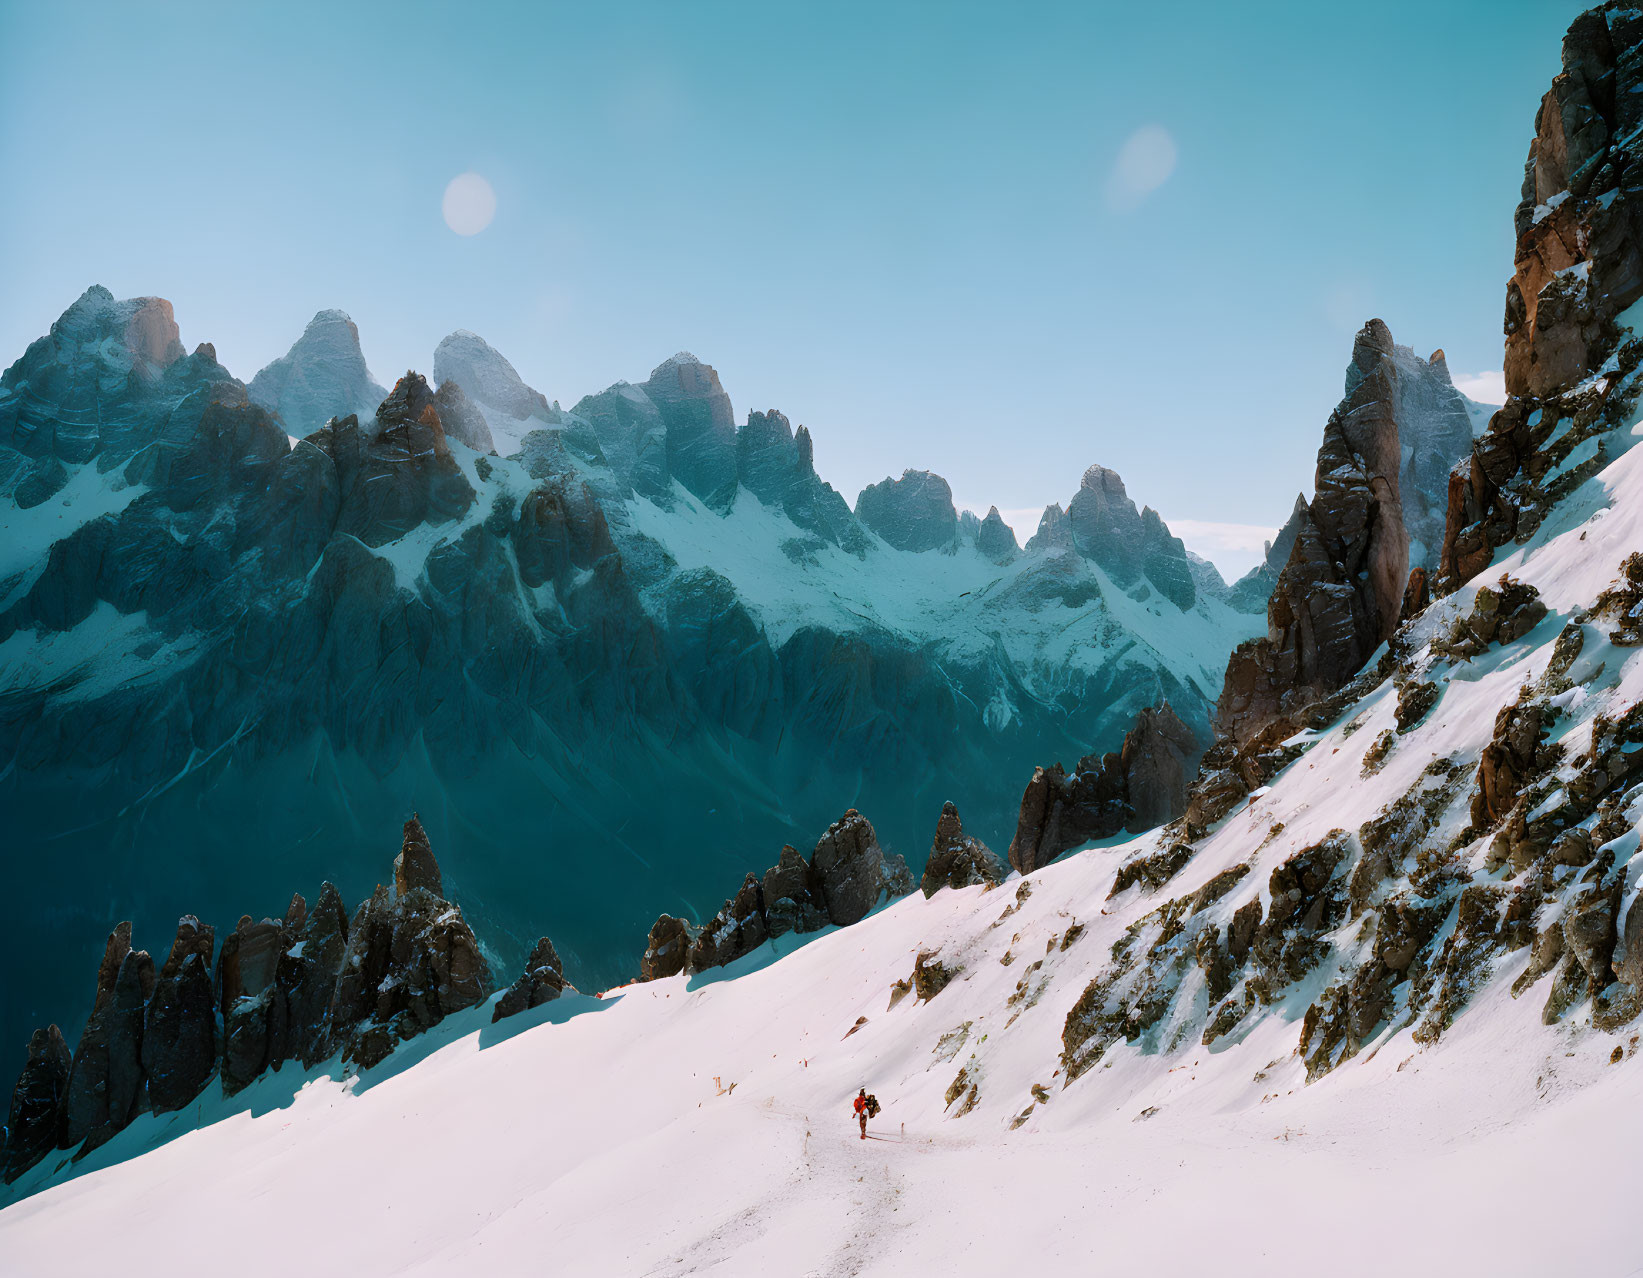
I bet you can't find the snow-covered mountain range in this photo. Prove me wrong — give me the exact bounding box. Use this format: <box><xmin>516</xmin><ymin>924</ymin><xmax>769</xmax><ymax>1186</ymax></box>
<box><xmin>9</xmin><ymin>6</ymin><xmax>1643</xmax><ymax>1270</ymax></box>
<box><xmin>0</xmin><ymin>285</ymin><xmax>1282</xmax><ymax>1070</ymax></box>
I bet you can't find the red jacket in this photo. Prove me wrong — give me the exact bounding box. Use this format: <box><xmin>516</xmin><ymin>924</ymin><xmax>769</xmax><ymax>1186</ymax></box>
<box><xmin>854</xmin><ymin>1095</ymin><xmax>867</xmax><ymax>1115</ymax></box>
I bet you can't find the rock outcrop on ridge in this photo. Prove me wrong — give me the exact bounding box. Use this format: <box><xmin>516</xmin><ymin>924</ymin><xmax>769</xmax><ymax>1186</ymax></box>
<box><xmin>856</xmin><ymin>469</ymin><xmax>960</xmax><ymax>552</ymax></box>
<box><xmin>1216</xmin><ymin>320</ymin><xmax>1414</xmax><ymax>751</ymax></box>
<box><xmin>638</xmin><ymin>809</ymin><xmax>915</xmax><ymax>981</ymax></box>
<box><xmin>432</xmin><ymin>329</ymin><xmax>555</xmax><ymax>453</ymax></box>
<box><xmin>1052</xmin><ymin>3</ymin><xmax>1643</xmax><ymax>1096</ymax></box>
<box><xmin>0</xmin><ymin>816</ymin><xmax>489</xmax><ymax>1182</ymax></box>
<box><xmin>1439</xmin><ymin>3</ymin><xmax>1643</xmax><ymax>596</ymax></box>
<box><xmin>493</xmin><ymin>937</ymin><xmax>574</xmax><ymax>1022</ymax></box>
<box><xmin>1007</xmin><ymin>700</ymin><xmax>1202</xmax><ymax>874</ymax></box>
<box><xmin>921</xmin><ymin>801</ymin><xmax>1005</xmax><ymax>896</ymax></box>
<box><xmin>248</xmin><ymin>309</ymin><xmax>387</xmax><ymax>437</ymax></box>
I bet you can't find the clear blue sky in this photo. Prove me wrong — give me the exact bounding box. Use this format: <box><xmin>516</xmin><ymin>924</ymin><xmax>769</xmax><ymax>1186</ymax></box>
<box><xmin>0</xmin><ymin>0</ymin><xmax>1585</xmax><ymax>576</ymax></box>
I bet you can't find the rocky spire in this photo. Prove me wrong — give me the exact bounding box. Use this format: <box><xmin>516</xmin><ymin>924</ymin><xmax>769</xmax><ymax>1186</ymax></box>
<box><xmin>394</xmin><ymin>812</ymin><xmax>443</xmax><ymax>897</ymax></box>
<box><xmin>2</xmin><ymin>1027</ymin><xmax>72</xmax><ymax>1184</ymax></box>
<box><xmin>855</xmin><ymin>469</ymin><xmax>959</xmax><ymax>552</ymax></box>
<box><xmin>636</xmin><ymin>809</ymin><xmax>915</xmax><ymax>983</ymax></box>
<box><xmin>248</xmin><ymin>309</ymin><xmax>387</xmax><ymax>438</ymax></box>
<box><xmin>434</xmin><ymin>330</ymin><xmax>552</xmax><ymax>422</ymax></box>
<box><xmin>975</xmin><ymin>507</ymin><xmax>1020</xmax><ymax>562</ymax></box>
<box><xmin>644</xmin><ymin>352</ymin><xmax>738</xmax><ymax>508</ymax></box>
<box><xmin>921</xmin><ymin>801</ymin><xmax>1004</xmax><ymax>896</ymax></box>
<box><xmin>1006</xmin><ymin>699</ymin><xmax>1202</xmax><ymax>874</ymax></box>
<box><xmin>492</xmin><ymin>936</ymin><xmax>574</xmax><ymax>1022</ymax></box>
<box><xmin>1215</xmin><ymin>319</ymin><xmax>1411</xmax><ymax>749</ymax></box>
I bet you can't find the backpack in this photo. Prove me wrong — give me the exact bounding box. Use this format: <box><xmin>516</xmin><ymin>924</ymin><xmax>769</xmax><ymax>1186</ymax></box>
<box><xmin>865</xmin><ymin>1094</ymin><xmax>880</xmax><ymax>1118</ymax></box>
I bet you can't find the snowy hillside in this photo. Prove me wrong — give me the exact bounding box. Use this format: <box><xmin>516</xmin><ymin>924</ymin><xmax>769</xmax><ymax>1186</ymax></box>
<box><xmin>6</xmin><ymin>386</ymin><xmax>1643</xmax><ymax>1270</ymax></box>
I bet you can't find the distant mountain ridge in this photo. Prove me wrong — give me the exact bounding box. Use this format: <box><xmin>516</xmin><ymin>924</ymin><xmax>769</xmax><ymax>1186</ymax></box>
<box><xmin>0</xmin><ymin>294</ymin><xmax>1268</xmax><ymax>1074</ymax></box>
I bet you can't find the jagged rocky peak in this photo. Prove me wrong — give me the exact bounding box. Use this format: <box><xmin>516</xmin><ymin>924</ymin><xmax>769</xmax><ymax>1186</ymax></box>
<box><xmin>51</xmin><ymin>285</ymin><xmax>186</xmax><ymax>373</ymax></box>
<box><xmin>729</xmin><ymin>409</ymin><xmax>869</xmax><ymax>551</ymax></box>
<box><xmin>1229</xmin><ymin>493</ymin><xmax>1308</xmax><ymax>612</ymax></box>
<box><xmin>430</xmin><ymin>379</ymin><xmax>497</xmax><ymax>454</ymax></box>
<box><xmin>1387</xmin><ymin>342</ymin><xmax>1475</xmax><ymax>568</ymax></box>
<box><xmin>975</xmin><ymin>506</ymin><xmax>1020</xmax><ymax>562</ymax></box>
<box><xmin>1185</xmin><ymin>551</ymin><xmax>1231</xmax><ymax>605</ymax></box>
<box><xmin>1007</xmin><ymin>699</ymin><xmax>1203</xmax><ymax>874</ymax></box>
<box><xmin>0</xmin><ymin>814</ymin><xmax>497</xmax><ymax>1179</ymax></box>
<box><xmin>248</xmin><ymin>308</ymin><xmax>387</xmax><ymax>438</ymax></box>
<box><xmin>921</xmin><ymin>801</ymin><xmax>1004</xmax><ymax>897</ymax></box>
<box><xmin>645</xmin><ymin>351</ymin><xmax>739</xmax><ymax>506</ymax></box>
<box><xmin>493</xmin><ymin>936</ymin><xmax>574</xmax><ymax>1022</ymax></box>
<box><xmin>1506</xmin><ymin>5</ymin><xmax>1643</xmax><ymax>400</ymax></box>
<box><xmin>394</xmin><ymin>812</ymin><xmax>443</xmax><ymax>897</ymax></box>
<box><xmin>1</xmin><ymin>286</ymin><xmax>201</xmax><ymax>466</ymax></box>
<box><xmin>1064</xmin><ymin>464</ymin><xmax>1196</xmax><ymax>610</ymax></box>
<box><xmin>432</xmin><ymin>329</ymin><xmax>555</xmax><ymax>454</ymax></box>
<box><xmin>324</xmin><ymin>820</ymin><xmax>491</xmax><ymax>1070</ymax></box>
<box><xmin>1216</xmin><ymin>318</ymin><xmax>1413</xmax><ymax>749</ymax></box>
<box><xmin>1438</xmin><ymin>4</ymin><xmax>1643</xmax><ymax>594</ymax></box>
<box><xmin>636</xmin><ymin>809</ymin><xmax>915</xmax><ymax>983</ymax></box>
<box><xmin>737</xmin><ymin>407</ymin><xmax>802</xmax><ymax>500</ymax></box>
<box><xmin>2</xmin><ymin>1026</ymin><xmax>71</xmax><ymax>1184</ymax></box>
<box><xmin>855</xmin><ymin>469</ymin><xmax>958</xmax><ymax>552</ymax></box>
<box><xmin>1026</xmin><ymin>502</ymin><xmax>1073</xmax><ymax>552</ymax></box>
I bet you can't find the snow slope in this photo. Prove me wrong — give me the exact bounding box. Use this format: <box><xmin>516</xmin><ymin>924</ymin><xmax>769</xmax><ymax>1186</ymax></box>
<box><xmin>9</xmin><ymin>367</ymin><xmax>1643</xmax><ymax>1278</ymax></box>
<box><xmin>7</xmin><ymin>402</ymin><xmax>1643</xmax><ymax>1275</ymax></box>
<box><xmin>622</xmin><ymin>480</ymin><xmax>1250</xmax><ymax>725</ymax></box>
<box><xmin>2</xmin><ymin>833</ymin><xmax>1637</xmax><ymax>1277</ymax></box>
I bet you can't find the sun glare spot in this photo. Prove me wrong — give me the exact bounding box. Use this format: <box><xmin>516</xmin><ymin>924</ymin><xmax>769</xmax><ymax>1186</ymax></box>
<box><xmin>442</xmin><ymin>173</ymin><xmax>497</xmax><ymax>236</ymax></box>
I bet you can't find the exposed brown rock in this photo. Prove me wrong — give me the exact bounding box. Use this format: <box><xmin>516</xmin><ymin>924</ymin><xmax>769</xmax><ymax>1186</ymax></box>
<box><xmin>2</xmin><ymin>1026</ymin><xmax>73</xmax><ymax>1183</ymax></box>
<box><xmin>1438</xmin><ymin>9</ymin><xmax>1643</xmax><ymax>595</ymax></box>
<box><xmin>690</xmin><ymin>874</ymin><xmax>769</xmax><ymax>971</ymax></box>
<box><xmin>1120</xmin><ymin>703</ymin><xmax>1200</xmax><ymax>830</ymax></box>
<box><xmin>639</xmin><ymin>914</ymin><xmax>694</xmax><ymax>982</ymax></box>
<box><xmin>921</xmin><ymin>801</ymin><xmax>1004</xmax><ymax>897</ymax></box>
<box><xmin>1008</xmin><ymin>701</ymin><xmax>1199</xmax><ymax>874</ymax></box>
<box><xmin>493</xmin><ymin>936</ymin><xmax>574</xmax><ymax>1022</ymax></box>
<box><xmin>761</xmin><ymin>843</ymin><xmax>828</xmax><ymax>938</ymax></box>
<box><xmin>811</xmin><ymin>809</ymin><xmax>888</xmax><ymax>927</ymax></box>
<box><xmin>394</xmin><ymin>812</ymin><xmax>443</xmax><ymax>897</ymax></box>
<box><xmin>1217</xmin><ymin>320</ymin><xmax>1411</xmax><ymax>750</ymax></box>
<box><xmin>1472</xmin><ymin>699</ymin><xmax>1552</xmax><ymax>829</ymax></box>
<box><xmin>142</xmin><ymin>918</ymin><xmax>217</xmax><ymax>1113</ymax></box>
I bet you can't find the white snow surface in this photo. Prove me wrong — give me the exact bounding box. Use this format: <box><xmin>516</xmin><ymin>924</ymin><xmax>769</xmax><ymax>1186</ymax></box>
<box><xmin>624</xmin><ymin>482</ymin><xmax>1251</xmax><ymax>715</ymax></box>
<box><xmin>0</xmin><ymin>462</ymin><xmax>146</xmax><ymax>601</ymax></box>
<box><xmin>8</xmin><ymin>376</ymin><xmax>1643</xmax><ymax>1278</ymax></box>
<box><xmin>2</xmin><ymin>835</ymin><xmax>1638</xmax><ymax>1276</ymax></box>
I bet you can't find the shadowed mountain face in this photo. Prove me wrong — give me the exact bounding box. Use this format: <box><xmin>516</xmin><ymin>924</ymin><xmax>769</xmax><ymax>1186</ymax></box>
<box><xmin>0</xmin><ymin>293</ymin><xmax>1262</xmax><ymax>1073</ymax></box>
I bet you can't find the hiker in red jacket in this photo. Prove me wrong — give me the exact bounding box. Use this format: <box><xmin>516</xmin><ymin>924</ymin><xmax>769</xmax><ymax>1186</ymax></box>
<box><xmin>853</xmin><ymin>1088</ymin><xmax>871</xmax><ymax>1139</ymax></box>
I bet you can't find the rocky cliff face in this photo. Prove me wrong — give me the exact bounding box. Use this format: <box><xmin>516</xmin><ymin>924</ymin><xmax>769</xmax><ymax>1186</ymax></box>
<box><xmin>1440</xmin><ymin>3</ymin><xmax>1643</xmax><ymax>596</ymax></box>
<box><xmin>248</xmin><ymin>309</ymin><xmax>386</xmax><ymax>438</ymax></box>
<box><xmin>639</xmin><ymin>809</ymin><xmax>915</xmax><ymax>980</ymax></box>
<box><xmin>1006</xmin><ymin>700</ymin><xmax>1202</xmax><ymax>874</ymax></box>
<box><xmin>856</xmin><ymin>470</ymin><xmax>959</xmax><ymax>552</ymax></box>
<box><xmin>0</xmin><ymin>817</ymin><xmax>489</xmax><ymax>1182</ymax></box>
<box><xmin>1217</xmin><ymin>320</ymin><xmax>1415</xmax><ymax>750</ymax></box>
<box><xmin>432</xmin><ymin>329</ymin><xmax>556</xmax><ymax>454</ymax></box>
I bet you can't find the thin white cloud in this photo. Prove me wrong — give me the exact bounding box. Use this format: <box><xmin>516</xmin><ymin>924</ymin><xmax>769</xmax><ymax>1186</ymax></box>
<box><xmin>1106</xmin><ymin>125</ymin><xmax>1177</xmax><ymax>212</ymax></box>
<box><xmin>1452</xmin><ymin>370</ymin><xmax>1506</xmax><ymax>405</ymax></box>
